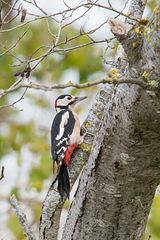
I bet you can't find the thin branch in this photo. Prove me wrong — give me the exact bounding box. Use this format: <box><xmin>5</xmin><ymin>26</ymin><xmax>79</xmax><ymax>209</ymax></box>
<box><xmin>10</xmin><ymin>195</ymin><xmax>36</xmax><ymax>240</ymax></box>
<box><xmin>0</xmin><ymin>1</ymin><xmax>139</xmax><ymax>34</ymax></box>
<box><xmin>1</xmin><ymin>23</ymin><xmax>111</xmax><ymax>67</ymax></box>
<box><xmin>0</xmin><ymin>86</ymin><xmax>28</xmax><ymax>109</ymax></box>
<box><xmin>127</xmin><ymin>0</ymin><xmax>147</xmax><ymax>24</ymax></box>
<box><xmin>0</xmin><ymin>0</ymin><xmax>40</xmax><ymax>20</ymax></box>
<box><xmin>0</xmin><ymin>166</ymin><xmax>4</xmax><ymax>180</ymax></box>
<box><xmin>30</xmin><ymin>38</ymin><xmax>108</xmax><ymax>71</ymax></box>
<box><xmin>0</xmin><ymin>194</ymin><xmax>42</xmax><ymax>204</ymax></box>
<box><xmin>0</xmin><ymin>0</ymin><xmax>20</xmax><ymax>26</ymax></box>
<box><xmin>0</xmin><ymin>76</ymin><xmax>155</xmax><ymax>102</ymax></box>
<box><xmin>0</xmin><ymin>0</ymin><xmax>137</xmax><ymax>73</ymax></box>
<box><xmin>27</xmin><ymin>45</ymin><xmax>50</xmax><ymax>62</ymax></box>
<box><xmin>19</xmin><ymin>33</ymin><xmax>113</xmax><ymax>68</ymax></box>
<box><xmin>46</xmin><ymin>18</ymin><xmax>56</xmax><ymax>37</ymax></box>
<box><xmin>0</xmin><ymin>29</ymin><xmax>29</xmax><ymax>57</ymax></box>
<box><xmin>9</xmin><ymin>76</ymin><xmax>24</xmax><ymax>88</ymax></box>
<box><xmin>32</xmin><ymin>0</ymin><xmax>48</xmax><ymax>16</ymax></box>
<box><xmin>84</xmin><ymin>2</ymin><xmax>138</xmax><ymax>21</ymax></box>
<box><xmin>0</xmin><ymin>2</ymin><xmax>2</xmax><ymax>28</ymax></box>
<box><xmin>62</xmin><ymin>3</ymin><xmax>93</xmax><ymax>29</ymax></box>
<box><xmin>54</xmin><ymin>20</ymin><xmax>63</xmax><ymax>46</ymax></box>
<box><xmin>114</xmin><ymin>0</ymin><xmax>130</xmax><ymax>19</ymax></box>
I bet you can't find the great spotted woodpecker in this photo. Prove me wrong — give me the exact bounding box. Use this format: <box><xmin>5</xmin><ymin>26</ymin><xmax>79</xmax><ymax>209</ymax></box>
<box><xmin>51</xmin><ymin>94</ymin><xmax>87</xmax><ymax>199</ymax></box>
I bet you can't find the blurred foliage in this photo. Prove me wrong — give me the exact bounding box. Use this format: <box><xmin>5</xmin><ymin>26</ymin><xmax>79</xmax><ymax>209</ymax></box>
<box><xmin>7</xmin><ymin>213</ymin><xmax>26</xmax><ymax>240</ymax></box>
<box><xmin>147</xmin><ymin>0</ymin><xmax>159</xmax><ymax>13</ymax></box>
<box><xmin>30</xmin><ymin>153</ymin><xmax>51</xmax><ymax>192</ymax></box>
<box><xmin>143</xmin><ymin>195</ymin><xmax>160</xmax><ymax>240</ymax></box>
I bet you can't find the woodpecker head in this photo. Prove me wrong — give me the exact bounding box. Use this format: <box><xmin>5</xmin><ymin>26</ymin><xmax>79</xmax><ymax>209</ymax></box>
<box><xmin>54</xmin><ymin>94</ymin><xmax>87</xmax><ymax>112</ymax></box>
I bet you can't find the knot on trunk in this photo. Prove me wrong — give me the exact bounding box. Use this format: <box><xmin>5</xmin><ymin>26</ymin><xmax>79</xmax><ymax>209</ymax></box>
<box><xmin>109</xmin><ymin>18</ymin><xmax>133</xmax><ymax>36</ymax></box>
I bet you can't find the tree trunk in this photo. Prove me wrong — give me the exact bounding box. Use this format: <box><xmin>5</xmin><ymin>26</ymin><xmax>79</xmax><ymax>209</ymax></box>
<box><xmin>62</xmin><ymin>2</ymin><xmax>160</xmax><ymax>240</ymax></box>
<box><xmin>62</xmin><ymin>84</ymin><xmax>160</xmax><ymax>240</ymax></box>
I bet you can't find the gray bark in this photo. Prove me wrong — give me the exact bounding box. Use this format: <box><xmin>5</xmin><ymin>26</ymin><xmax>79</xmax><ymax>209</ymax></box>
<box><xmin>62</xmin><ymin>2</ymin><xmax>160</xmax><ymax>240</ymax></box>
<box><xmin>63</xmin><ymin>84</ymin><xmax>160</xmax><ymax>240</ymax></box>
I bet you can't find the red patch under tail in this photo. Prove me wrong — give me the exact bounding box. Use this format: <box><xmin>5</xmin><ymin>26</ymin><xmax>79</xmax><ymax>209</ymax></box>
<box><xmin>64</xmin><ymin>144</ymin><xmax>78</xmax><ymax>165</ymax></box>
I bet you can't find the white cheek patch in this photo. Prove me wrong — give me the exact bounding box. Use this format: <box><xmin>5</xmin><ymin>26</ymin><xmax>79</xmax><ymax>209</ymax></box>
<box><xmin>56</xmin><ymin>111</ymin><xmax>69</xmax><ymax>140</ymax></box>
<box><xmin>57</xmin><ymin>98</ymin><xmax>69</xmax><ymax>107</ymax></box>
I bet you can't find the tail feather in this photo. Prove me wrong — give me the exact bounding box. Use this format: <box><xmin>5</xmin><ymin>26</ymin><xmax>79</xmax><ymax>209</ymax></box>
<box><xmin>58</xmin><ymin>163</ymin><xmax>70</xmax><ymax>199</ymax></box>
<box><xmin>51</xmin><ymin>162</ymin><xmax>70</xmax><ymax>199</ymax></box>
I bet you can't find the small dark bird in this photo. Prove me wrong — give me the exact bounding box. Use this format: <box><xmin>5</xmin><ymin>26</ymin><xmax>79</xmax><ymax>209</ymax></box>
<box><xmin>51</xmin><ymin>94</ymin><xmax>87</xmax><ymax>199</ymax></box>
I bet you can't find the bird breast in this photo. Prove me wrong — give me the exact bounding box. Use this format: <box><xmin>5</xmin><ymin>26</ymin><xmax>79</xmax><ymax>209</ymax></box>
<box><xmin>70</xmin><ymin>111</ymin><xmax>82</xmax><ymax>145</ymax></box>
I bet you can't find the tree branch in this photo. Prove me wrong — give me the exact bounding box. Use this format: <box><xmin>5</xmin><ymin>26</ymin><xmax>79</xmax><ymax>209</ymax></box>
<box><xmin>0</xmin><ymin>86</ymin><xmax>28</xmax><ymax>109</ymax></box>
<box><xmin>127</xmin><ymin>0</ymin><xmax>147</xmax><ymax>24</ymax></box>
<box><xmin>10</xmin><ymin>195</ymin><xmax>36</xmax><ymax>240</ymax></box>
<box><xmin>0</xmin><ymin>1</ymin><xmax>137</xmax><ymax>33</ymax></box>
<box><xmin>0</xmin><ymin>76</ymin><xmax>157</xmax><ymax>103</ymax></box>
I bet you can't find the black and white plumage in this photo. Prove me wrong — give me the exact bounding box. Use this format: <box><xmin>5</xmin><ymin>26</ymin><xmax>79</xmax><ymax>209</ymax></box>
<box><xmin>51</xmin><ymin>94</ymin><xmax>87</xmax><ymax>198</ymax></box>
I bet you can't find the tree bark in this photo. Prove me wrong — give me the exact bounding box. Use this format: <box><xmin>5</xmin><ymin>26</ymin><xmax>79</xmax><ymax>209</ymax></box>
<box><xmin>63</xmin><ymin>84</ymin><xmax>160</xmax><ymax>240</ymax></box>
<box><xmin>62</xmin><ymin>2</ymin><xmax>160</xmax><ymax>240</ymax></box>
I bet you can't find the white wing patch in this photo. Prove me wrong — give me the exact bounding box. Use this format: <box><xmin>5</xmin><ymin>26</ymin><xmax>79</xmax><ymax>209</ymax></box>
<box><xmin>57</xmin><ymin>146</ymin><xmax>66</xmax><ymax>155</ymax></box>
<box><xmin>57</xmin><ymin>137</ymin><xmax>68</xmax><ymax>146</ymax></box>
<box><xmin>56</xmin><ymin>111</ymin><xmax>69</xmax><ymax>140</ymax></box>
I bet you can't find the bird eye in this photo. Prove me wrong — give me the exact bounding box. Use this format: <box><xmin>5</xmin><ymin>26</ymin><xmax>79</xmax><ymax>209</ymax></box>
<box><xmin>67</xmin><ymin>96</ymin><xmax>72</xmax><ymax>100</ymax></box>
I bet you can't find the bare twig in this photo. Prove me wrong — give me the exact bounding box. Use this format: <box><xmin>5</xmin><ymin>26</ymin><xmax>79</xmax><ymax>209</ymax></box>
<box><xmin>62</xmin><ymin>2</ymin><xmax>93</xmax><ymax>29</ymax></box>
<box><xmin>0</xmin><ymin>0</ymin><xmax>19</xmax><ymax>25</ymax></box>
<box><xmin>18</xmin><ymin>34</ymin><xmax>113</xmax><ymax>69</ymax></box>
<box><xmin>0</xmin><ymin>0</ymin><xmax>136</xmax><ymax>74</ymax></box>
<box><xmin>10</xmin><ymin>195</ymin><xmax>36</xmax><ymax>240</ymax></box>
<box><xmin>54</xmin><ymin>20</ymin><xmax>63</xmax><ymax>46</ymax></box>
<box><xmin>0</xmin><ymin>29</ymin><xmax>29</xmax><ymax>57</ymax></box>
<box><xmin>0</xmin><ymin>1</ymin><xmax>138</xmax><ymax>34</ymax></box>
<box><xmin>0</xmin><ymin>86</ymin><xmax>28</xmax><ymax>109</ymax></box>
<box><xmin>0</xmin><ymin>194</ymin><xmax>41</xmax><ymax>204</ymax></box>
<box><xmin>0</xmin><ymin>2</ymin><xmax>2</xmax><ymax>28</ymax></box>
<box><xmin>0</xmin><ymin>166</ymin><xmax>4</xmax><ymax>180</ymax></box>
<box><xmin>114</xmin><ymin>0</ymin><xmax>130</xmax><ymax>19</ymax></box>
<box><xmin>30</xmin><ymin>38</ymin><xmax>108</xmax><ymax>71</ymax></box>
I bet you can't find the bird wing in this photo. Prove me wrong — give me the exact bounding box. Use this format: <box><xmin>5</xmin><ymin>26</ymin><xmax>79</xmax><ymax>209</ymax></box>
<box><xmin>51</xmin><ymin>109</ymin><xmax>75</xmax><ymax>165</ymax></box>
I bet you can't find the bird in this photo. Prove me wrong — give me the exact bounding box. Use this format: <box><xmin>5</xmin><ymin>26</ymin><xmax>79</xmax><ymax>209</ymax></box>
<box><xmin>51</xmin><ymin>94</ymin><xmax>87</xmax><ymax>199</ymax></box>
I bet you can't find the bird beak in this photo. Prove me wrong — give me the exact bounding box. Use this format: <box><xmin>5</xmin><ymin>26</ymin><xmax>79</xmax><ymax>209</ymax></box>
<box><xmin>74</xmin><ymin>96</ymin><xmax>87</xmax><ymax>104</ymax></box>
